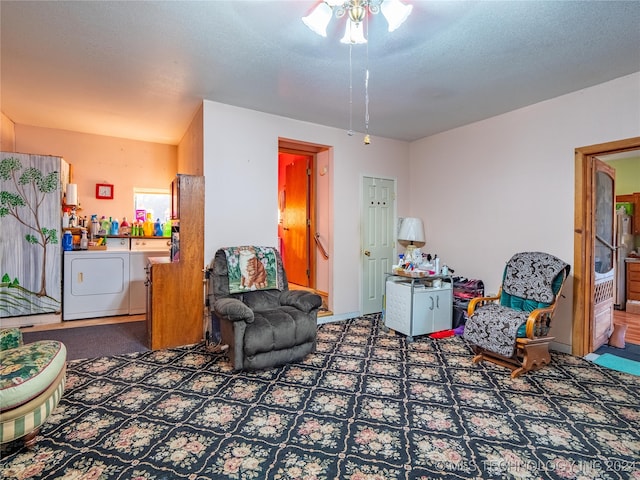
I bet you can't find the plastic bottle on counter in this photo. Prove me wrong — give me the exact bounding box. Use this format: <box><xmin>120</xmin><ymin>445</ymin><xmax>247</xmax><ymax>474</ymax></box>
<box><xmin>62</xmin><ymin>209</ymin><xmax>70</xmax><ymax>228</ymax></box>
<box><xmin>110</xmin><ymin>217</ymin><xmax>119</xmax><ymax>235</ymax></box>
<box><xmin>153</xmin><ymin>218</ymin><xmax>163</xmax><ymax>237</ymax></box>
<box><xmin>62</xmin><ymin>230</ymin><xmax>73</xmax><ymax>251</ymax></box>
<box><xmin>100</xmin><ymin>216</ymin><xmax>110</xmax><ymax>235</ymax></box>
<box><xmin>80</xmin><ymin>230</ymin><xmax>88</xmax><ymax>250</ymax></box>
<box><xmin>143</xmin><ymin>213</ymin><xmax>154</xmax><ymax>237</ymax></box>
<box><xmin>120</xmin><ymin>217</ymin><xmax>130</xmax><ymax>236</ymax></box>
<box><xmin>90</xmin><ymin>215</ymin><xmax>99</xmax><ymax>239</ymax></box>
<box><xmin>162</xmin><ymin>220</ymin><xmax>171</xmax><ymax>237</ymax></box>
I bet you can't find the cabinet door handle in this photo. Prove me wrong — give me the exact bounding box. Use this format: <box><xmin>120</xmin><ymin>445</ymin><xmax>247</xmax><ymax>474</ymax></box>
<box><xmin>78</xmin><ymin>272</ymin><xmax>83</xmax><ymax>283</ymax></box>
<box><xmin>436</xmin><ymin>296</ymin><xmax>439</xmax><ymax>309</ymax></box>
<box><xmin>429</xmin><ymin>297</ymin><xmax>434</xmax><ymax>310</ymax></box>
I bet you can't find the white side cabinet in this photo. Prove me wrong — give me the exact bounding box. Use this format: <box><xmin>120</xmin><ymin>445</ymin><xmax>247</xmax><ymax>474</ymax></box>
<box><xmin>384</xmin><ymin>275</ymin><xmax>452</xmax><ymax>341</ymax></box>
<box><xmin>129</xmin><ymin>238</ymin><xmax>170</xmax><ymax>314</ymax></box>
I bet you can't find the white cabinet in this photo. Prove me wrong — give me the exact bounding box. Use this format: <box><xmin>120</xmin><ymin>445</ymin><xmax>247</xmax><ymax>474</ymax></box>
<box><xmin>384</xmin><ymin>276</ymin><xmax>452</xmax><ymax>341</ymax></box>
<box><xmin>129</xmin><ymin>238</ymin><xmax>170</xmax><ymax>314</ymax></box>
<box><xmin>106</xmin><ymin>237</ymin><xmax>130</xmax><ymax>251</ymax></box>
<box><xmin>129</xmin><ymin>251</ymin><xmax>155</xmax><ymax>314</ymax></box>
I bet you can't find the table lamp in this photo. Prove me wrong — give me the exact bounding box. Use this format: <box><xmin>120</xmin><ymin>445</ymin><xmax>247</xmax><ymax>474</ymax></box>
<box><xmin>398</xmin><ymin>217</ymin><xmax>425</xmax><ymax>264</ymax></box>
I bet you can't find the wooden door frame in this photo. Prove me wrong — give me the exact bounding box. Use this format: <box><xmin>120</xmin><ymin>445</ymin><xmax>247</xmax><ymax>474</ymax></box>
<box><xmin>573</xmin><ymin>136</ymin><xmax>640</xmax><ymax>356</ymax></box>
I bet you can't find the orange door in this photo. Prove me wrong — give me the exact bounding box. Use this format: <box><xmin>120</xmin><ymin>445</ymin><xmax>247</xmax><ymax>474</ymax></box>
<box><xmin>283</xmin><ymin>157</ymin><xmax>310</xmax><ymax>286</ymax></box>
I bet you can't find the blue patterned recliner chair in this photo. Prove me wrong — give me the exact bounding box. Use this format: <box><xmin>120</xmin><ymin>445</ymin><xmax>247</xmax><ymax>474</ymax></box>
<box><xmin>208</xmin><ymin>246</ymin><xmax>322</xmax><ymax>371</ymax></box>
<box><xmin>0</xmin><ymin>328</ymin><xmax>67</xmax><ymax>448</ymax></box>
<box><xmin>463</xmin><ymin>252</ymin><xmax>570</xmax><ymax>378</ymax></box>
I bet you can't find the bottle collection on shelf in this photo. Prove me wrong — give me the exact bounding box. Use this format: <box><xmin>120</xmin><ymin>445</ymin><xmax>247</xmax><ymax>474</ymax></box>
<box><xmin>62</xmin><ymin>209</ymin><xmax>172</xmax><ymax>251</ymax></box>
<box><xmin>89</xmin><ymin>212</ymin><xmax>170</xmax><ymax>238</ymax></box>
<box><xmin>394</xmin><ymin>252</ymin><xmax>450</xmax><ymax>276</ymax></box>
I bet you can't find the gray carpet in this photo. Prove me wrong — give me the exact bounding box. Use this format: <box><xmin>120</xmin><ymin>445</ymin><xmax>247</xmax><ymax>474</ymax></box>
<box><xmin>22</xmin><ymin>321</ymin><xmax>149</xmax><ymax>360</ymax></box>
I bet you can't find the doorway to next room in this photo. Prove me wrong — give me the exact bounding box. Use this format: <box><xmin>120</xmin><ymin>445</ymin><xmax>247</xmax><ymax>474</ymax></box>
<box><xmin>278</xmin><ymin>139</ymin><xmax>332</xmax><ymax>316</ymax></box>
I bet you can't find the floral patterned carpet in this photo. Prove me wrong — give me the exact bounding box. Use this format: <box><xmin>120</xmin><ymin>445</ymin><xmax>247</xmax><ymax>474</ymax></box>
<box><xmin>2</xmin><ymin>314</ymin><xmax>639</xmax><ymax>479</ymax></box>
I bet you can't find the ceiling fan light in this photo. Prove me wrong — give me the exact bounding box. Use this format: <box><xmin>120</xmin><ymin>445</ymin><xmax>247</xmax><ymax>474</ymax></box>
<box><xmin>340</xmin><ymin>19</ymin><xmax>367</xmax><ymax>44</ymax></box>
<box><xmin>381</xmin><ymin>0</ymin><xmax>413</xmax><ymax>32</ymax></box>
<box><xmin>302</xmin><ymin>2</ymin><xmax>333</xmax><ymax>37</ymax></box>
<box><xmin>348</xmin><ymin>5</ymin><xmax>366</xmax><ymax>23</ymax></box>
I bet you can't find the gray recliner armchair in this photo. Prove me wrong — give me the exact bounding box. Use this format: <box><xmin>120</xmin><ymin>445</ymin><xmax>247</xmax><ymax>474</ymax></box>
<box><xmin>208</xmin><ymin>246</ymin><xmax>322</xmax><ymax>371</ymax></box>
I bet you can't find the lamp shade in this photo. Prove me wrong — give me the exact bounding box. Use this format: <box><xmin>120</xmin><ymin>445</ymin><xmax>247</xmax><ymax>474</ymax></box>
<box><xmin>340</xmin><ymin>19</ymin><xmax>367</xmax><ymax>44</ymax></box>
<box><xmin>302</xmin><ymin>2</ymin><xmax>333</xmax><ymax>37</ymax></box>
<box><xmin>381</xmin><ymin>0</ymin><xmax>413</xmax><ymax>32</ymax></box>
<box><xmin>398</xmin><ymin>217</ymin><xmax>425</xmax><ymax>246</ymax></box>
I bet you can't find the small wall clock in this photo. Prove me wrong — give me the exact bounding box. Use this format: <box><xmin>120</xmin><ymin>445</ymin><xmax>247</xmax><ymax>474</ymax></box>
<box><xmin>96</xmin><ymin>183</ymin><xmax>114</xmax><ymax>199</ymax></box>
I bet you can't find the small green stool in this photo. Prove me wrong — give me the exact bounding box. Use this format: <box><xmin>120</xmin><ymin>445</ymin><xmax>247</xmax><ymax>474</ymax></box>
<box><xmin>1</xmin><ymin>328</ymin><xmax>67</xmax><ymax>448</ymax></box>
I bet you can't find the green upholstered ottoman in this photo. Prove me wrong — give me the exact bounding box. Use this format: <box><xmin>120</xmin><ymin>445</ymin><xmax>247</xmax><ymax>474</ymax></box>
<box><xmin>0</xmin><ymin>328</ymin><xmax>67</xmax><ymax>448</ymax></box>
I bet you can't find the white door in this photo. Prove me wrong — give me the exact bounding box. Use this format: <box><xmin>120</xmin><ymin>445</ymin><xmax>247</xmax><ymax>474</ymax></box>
<box><xmin>361</xmin><ymin>176</ymin><xmax>395</xmax><ymax>314</ymax></box>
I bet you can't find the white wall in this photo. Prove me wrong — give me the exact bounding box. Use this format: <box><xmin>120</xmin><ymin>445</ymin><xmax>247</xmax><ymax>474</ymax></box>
<box><xmin>409</xmin><ymin>72</ymin><xmax>640</xmax><ymax>350</ymax></box>
<box><xmin>203</xmin><ymin>100</ymin><xmax>411</xmax><ymax>317</ymax></box>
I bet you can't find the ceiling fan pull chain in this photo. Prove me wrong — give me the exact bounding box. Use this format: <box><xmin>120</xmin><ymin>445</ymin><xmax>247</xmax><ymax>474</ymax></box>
<box><xmin>348</xmin><ymin>43</ymin><xmax>354</xmax><ymax>136</ymax></box>
<box><xmin>364</xmin><ymin>11</ymin><xmax>371</xmax><ymax>144</ymax></box>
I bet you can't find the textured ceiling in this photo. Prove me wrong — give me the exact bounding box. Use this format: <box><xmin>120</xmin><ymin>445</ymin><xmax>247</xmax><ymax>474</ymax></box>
<box><xmin>1</xmin><ymin>1</ymin><xmax>639</xmax><ymax>145</ymax></box>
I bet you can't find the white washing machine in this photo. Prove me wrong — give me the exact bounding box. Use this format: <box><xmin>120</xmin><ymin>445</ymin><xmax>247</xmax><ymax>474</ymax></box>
<box><xmin>63</xmin><ymin>249</ymin><xmax>130</xmax><ymax>320</ymax></box>
<box><xmin>129</xmin><ymin>237</ymin><xmax>170</xmax><ymax>314</ymax></box>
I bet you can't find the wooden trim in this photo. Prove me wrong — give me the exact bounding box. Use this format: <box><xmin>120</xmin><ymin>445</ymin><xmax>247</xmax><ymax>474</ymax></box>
<box><xmin>308</xmin><ymin>155</ymin><xmax>316</xmax><ymax>290</ymax></box>
<box><xmin>575</xmin><ymin>137</ymin><xmax>640</xmax><ymax>156</ymax></box>
<box><xmin>573</xmin><ymin>150</ymin><xmax>588</xmax><ymax>356</ymax></box>
<box><xmin>279</xmin><ymin>138</ymin><xmax>327</xmax><ymax>154</ymax></box>
<box><xmin>573</xmin><ymin>137</ymin><xmax>640</xmax><ymax>356</ymax></box>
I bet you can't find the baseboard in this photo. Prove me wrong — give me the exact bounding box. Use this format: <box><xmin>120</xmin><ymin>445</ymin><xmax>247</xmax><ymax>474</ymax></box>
<box><xmin>317</xmin><ymin>311</ymin><xmax>361</xmax><ymax>325</ymax></box>
<box><xmin>550</xmin><ymin>341</ymin><xmax>571</xmax><ymax>354</ymax></box>
<box><xmin>3</xmin><ymin>313</ymin><xmax>62</xmax><ymax>329</ymax></box>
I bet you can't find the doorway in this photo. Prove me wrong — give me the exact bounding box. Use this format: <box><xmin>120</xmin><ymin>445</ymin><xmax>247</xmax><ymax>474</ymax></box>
<box><xmin>278</xmin><ymin>138</ymin><xmax>332</xmax><ymax>313</ymax></box>
<box><xmin>280</xmin><ymin>152</ymin><xmax>313</xmax><ymax>287</ymax></box>
<box><xmin>573</xmin><ymin>136</ymin><xmax>640</xmax><ymax>356</ymax></box>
